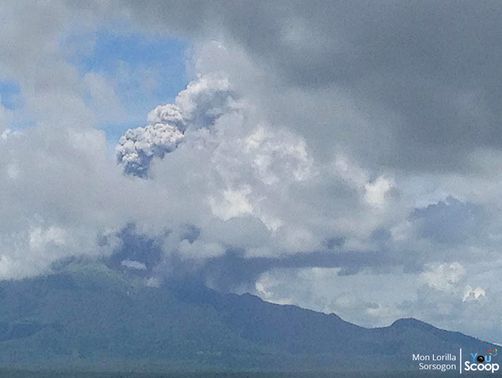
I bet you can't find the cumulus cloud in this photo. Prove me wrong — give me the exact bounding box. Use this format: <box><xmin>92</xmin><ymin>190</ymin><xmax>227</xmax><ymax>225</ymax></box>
<box><xmin>411</xmin><ymin>197</ymin><xmax>486</xmax><ymax>245</ymax></box>
<box><xmin>4</xmin><ymin>0</ymin><xmax>502</xmax><ymax>343</ymax></box>
<box><xmin>420</xmin><ymin>262</ymin><xmax>465</xmax><ymax>293</ymax></box>
<box><xmin>463</xmin><ymin>286</ymin><xmax>486</xmax><ymax>302</ymax></box>
<box><xmin>364</xmin><ymin>176</ymin><xmax>394</xmax><ymax>208</ymax></box>
<box><xmin>121</xmin><ymin>259</ymin><xmax>147</xmax><ymax>270</ymax></box>
<box><xmin>108</xmin><ymin>0</ymin><xmax>502</xmax><ymax>174</ymax></box>
<box><xmin>0</xmin><ymin>125</ymin><xmax>131</xmax><ymax>279</ymax></box>
<box><xmin>173</xmin><ymin>73</ymin><xmax>236</xmax><ymax>130</ymax></box>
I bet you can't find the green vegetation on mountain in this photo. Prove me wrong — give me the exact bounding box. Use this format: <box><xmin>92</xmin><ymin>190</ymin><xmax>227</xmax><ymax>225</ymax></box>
<box><xmin>0</xmin><ymin>263</ymin><xmax>493</xmax><ymax>373</ymax></box>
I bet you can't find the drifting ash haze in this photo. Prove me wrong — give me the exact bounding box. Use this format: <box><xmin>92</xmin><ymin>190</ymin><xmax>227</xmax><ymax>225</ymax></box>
<box><xmin>1</xmin><ymin>0</ymin><xmax>502</xmax><ymax>347</ymax></box>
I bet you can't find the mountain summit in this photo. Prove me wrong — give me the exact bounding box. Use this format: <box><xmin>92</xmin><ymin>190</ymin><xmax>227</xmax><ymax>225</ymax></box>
<box><xmin>0</xmin><ymin>264</ymin><xmax>493</xmax><ymax>373</ymax></box>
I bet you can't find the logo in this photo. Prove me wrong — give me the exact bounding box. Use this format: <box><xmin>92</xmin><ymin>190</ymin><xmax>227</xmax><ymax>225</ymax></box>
<box><xmin>488</xmin><ymin>348</ymin><xmax>498</xmax><ymax>358</ymax></box>
<box><xmin>464</xmin><ymin>348</ymin><xmax>499</xmax><ymax>373</ymax></box>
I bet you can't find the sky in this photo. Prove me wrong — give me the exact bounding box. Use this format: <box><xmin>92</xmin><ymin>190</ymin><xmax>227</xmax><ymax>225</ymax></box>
<box><xmin>1</xmin><ymin>0</ymin><xmax>502</xmax><ymax>343</ymax></box>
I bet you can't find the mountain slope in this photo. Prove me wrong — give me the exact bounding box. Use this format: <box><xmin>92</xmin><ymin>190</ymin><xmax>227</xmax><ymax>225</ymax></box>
<box><xmin>0</xmin><ymin>265</ymin><xmax>494</xmax><ymax>372</ymax></box>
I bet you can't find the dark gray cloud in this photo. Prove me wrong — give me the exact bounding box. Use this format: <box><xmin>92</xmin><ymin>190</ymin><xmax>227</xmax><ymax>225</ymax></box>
<box><xmin>411</xmin><ymin>197</ymin><xmax>485</xmax><ymax>245</ymax></box>
<box><xmin>3</xmin><ymin>0</ymin><xmax>502</xmax><ymax>341</ymax></box>
<box><xmin>199</xmin><ymin>248</ymin><xmax>395</xmax><ymax>292</ymax></box>
<box><xmin>117</xmin><ymin>0</ymin><xmax>502</xmax><ymax>172</ymax></box>
<box><xmin>110</xmin><ymin>230</ymin><xmax>396</xmax><ymax>293</ymax></box>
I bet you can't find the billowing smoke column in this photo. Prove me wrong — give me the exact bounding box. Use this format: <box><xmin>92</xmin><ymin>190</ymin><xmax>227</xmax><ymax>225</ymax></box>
<box><xmin>116</xmin><ymin>74</ymin><xmax>236</xmax><ymax>177</ymax></box>
<box><xmin>116</xmin><ymin>123</ymin><xmax>184</xmax><ymax>178</ymax></box>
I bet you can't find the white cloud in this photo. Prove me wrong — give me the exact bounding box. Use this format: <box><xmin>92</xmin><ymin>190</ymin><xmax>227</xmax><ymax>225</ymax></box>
<box><xmin>29</xmin><ymin>225</ymin><xmax>67</xmax><ymax>252</ymax></box>
<box><xmin>0</xmin><ymin>1</ymin><xmax>99</xmax><ymax>129</ymax></box>
<box><xmin>0</xmin><ymin>125</ymin><xmax>136</xmax><ymax>279</ymax></box>
<box><xmin>421</xmin><ymin>262</ymin><xmax>465</xmax><ymax>293</ymax></box>
<box><xmin>121</xmin><ymin>259</ymin><xmax>147</xmax><ymax>270</ymax></box>
<box><xmin>209</xmin><ymin>187</ymin><xmax>253</xmax><ymax>221</ymax></box>
<box><xmin>175</xmin><ymin>73</ymin><xmax>236</xmax><ymax>130</ymax></box>
<box><xmin>364</xmin><ymin>176</ymin><xmax>394</xmax><ymax>207</ymax></box>
<box><xmin>463</xmin><ymin>285</ymin><xmax>486</xmax><ymax>302</ymax></box>
<box><xmin>3</xmin><ymin>1</ymin><xmax>502</xmax><ymax>343</ymax></box>
<box><xmin>83</xmin><ymin>72</ymin><xmax>125</xmax><ymax>123</ymax></box>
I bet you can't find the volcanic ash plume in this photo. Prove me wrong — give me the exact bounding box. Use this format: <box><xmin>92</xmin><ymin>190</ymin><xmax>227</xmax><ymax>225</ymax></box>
<box><xmin>116</xmin><ymin>74</ymin><xmax>236</xmax><ymax>177</ymax></box>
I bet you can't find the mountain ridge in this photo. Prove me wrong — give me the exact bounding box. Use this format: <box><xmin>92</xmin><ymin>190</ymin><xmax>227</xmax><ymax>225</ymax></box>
<box><xmin>0</xmin><ymin>265</ymin><xmax>494</xmax><ymax>373</ymax></box>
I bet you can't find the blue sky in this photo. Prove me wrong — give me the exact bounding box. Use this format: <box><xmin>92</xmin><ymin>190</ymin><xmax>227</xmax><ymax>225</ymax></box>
<box><xmin>1</xmin><ymin>29</ymin><xmax>189</xmax><ymax>143</ymax></box>
<box><xmin>0</xmin><ymin>80</ymin><xmax>20</xmax><ymax>110</ymax></box>
<box><xmin>4</xmin><ymin>1</ymin><xmax>502</xmax><ymax>344</ymax></box>
<box><xmin>75</xmin><ymin>30</ymin><xmax>189</xmax><ymax>141</ymax></box>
